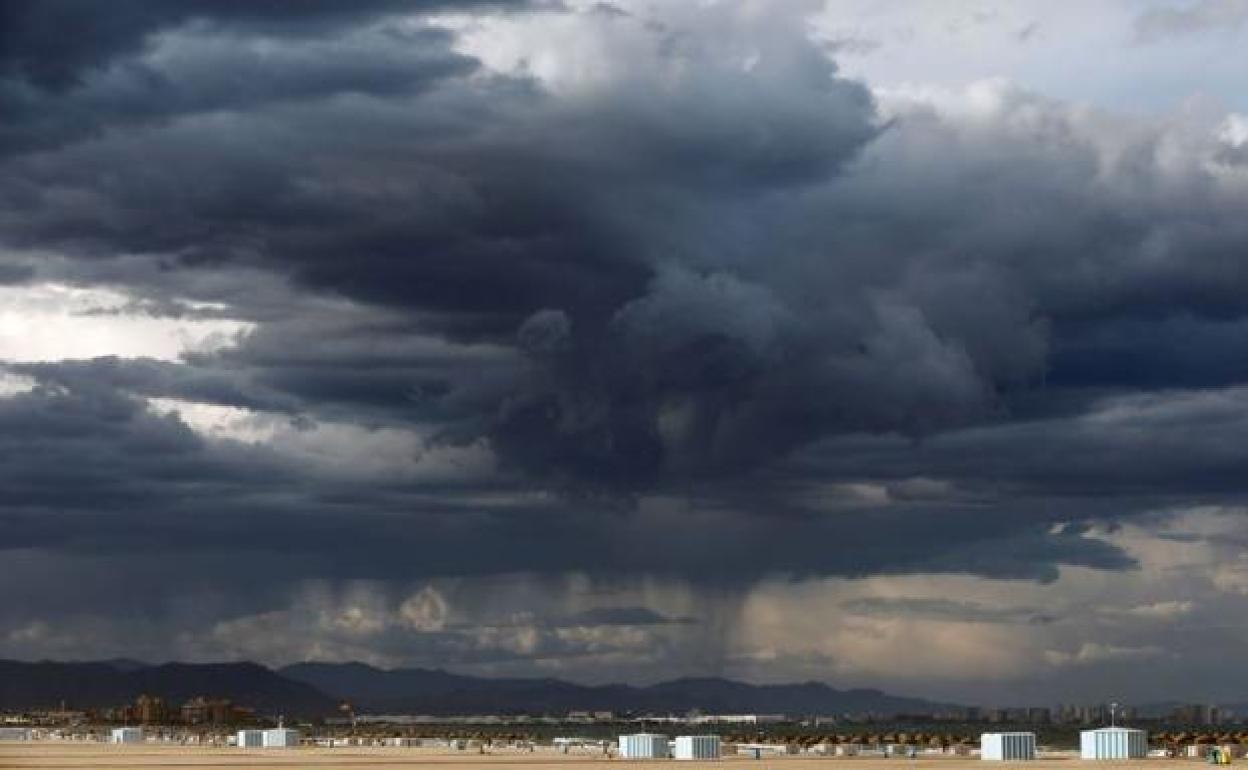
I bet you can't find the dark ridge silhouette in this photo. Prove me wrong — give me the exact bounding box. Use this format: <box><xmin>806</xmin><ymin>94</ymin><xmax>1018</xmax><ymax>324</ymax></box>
<box><xmin>0</xmin><ymin>660</ymin><xmax>335</xmax><ymax>716</ymax></box>
<box><xmin>281</xmin><ymin>662</ymin><xmax>958</xmax><ymax>716</ymax></box>
<box><xmin>0</xmin><ymin>658</ymin><xmax>956</xmax><ymax>717</ymax></box>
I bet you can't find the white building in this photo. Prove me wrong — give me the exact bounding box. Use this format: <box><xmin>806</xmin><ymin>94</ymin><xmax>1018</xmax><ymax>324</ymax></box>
<box><xmin>0</xmin><ymin>727</ymin><xmax>31</xmax><ymax>741</ymax></box>
<box><xmin>262</xmin><ymin>728</ymin><xmax>300</xmax><ymax>748</ymax></box>
<box><xmin>675</xmin><ymin>735</ymin><xmax>721</xmax><ymax>760</ymax></box>
<box><xmin>737</xmin><ymin>743</ymin><xmax>798</xmax><ymax>756</ymax></box>
<box><xmin>1080</xmin><ymin>728</ymin><xmax>1148</xmax><ymax>759</ymax></box>
<box><xmin>619</xmin><ymin>733</ymin><xmax>669</xmax><ymax>759</ymax></box>
<box><xmin>687</xmin><ymin>714</ymin><xmax>785</xmax><ymax>725</ymax></box>
<box><xmin>981</xmin><ymin>732</ymin><xmax>1037</xmax><ymax>761</ymax></box>
<box><xmin>110</xmin><ymin>727</ymin><xmax>143</xmax><ymax>744</ymax></box>
<box><xmin>236</xmin><ymin>730</ymin><xmax>264</xmax><ymax>748</ymax></box>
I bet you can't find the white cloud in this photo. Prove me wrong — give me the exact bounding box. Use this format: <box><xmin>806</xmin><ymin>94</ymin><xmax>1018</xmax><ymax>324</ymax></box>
<box><xmin>1219</xmin><ymin>113</ymin><xmax>1248</xmax><ymax>147</ymax></box>
<box><xmin>146</xmin><ymin>397</ymin><xmax>496</xmax><ymax>482</ymax></box>
<box><xmin>1117</xmin><ymin>600</ymin><xmax>1195</xmax><ymax>620</ymax></box>
<box><xmin>0</xmin><ymin>282</ymin><xmax>252</xmax><ymax>363</ymax></box>
<box><xmin>1044</xmin><ymin>642</ymin><xmax>1167</xmax><ymax>667</ymax></box>
<box><xmin>0</xmin><ymin>370</ymin><xmax>35</xmax><ymax>398</ymax></box>
<box><xmin>398</xmin><ymin>587</ymin><xmax>449</xmax><ymax>632</ymax></box>
<box><xmin>1212</xmin><ymin>555</ymin><xmax>1248</xmax><ymax>595</ymax></box>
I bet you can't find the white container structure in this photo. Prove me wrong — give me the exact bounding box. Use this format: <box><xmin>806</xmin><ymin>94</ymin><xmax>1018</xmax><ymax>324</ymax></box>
<box><xmin>1081</xmin><ymin>728</ymin><xmax>1148</xmax><ymax>759</ymax></box>
<box><xmin>262</xmin><ymin>728</ymin><xmax>300</xmax><ymax>748</ymax></box>
<box><xmin>619</xmin><ymin>733</ymin><xmax>669</xmax><ymax>759</ymax></box>
<box><xmin>236</xmin><ymin>730</ymin><xmax>264</xmax><ymax>748</ymax></box>
<box><xmin>0</xmin><ymin>727</ymin><xmax>31</xmax><ymax>741</ymax></box>
<box><xmin>981</xmin><ymin>732</ymin><xmax>1037</xmax><ymax>761</ymax></box>
<box><xmin>111</xmin><ymin>727</ymin><xmax>144</xmax><ymax>744</ymax></box>
<box><xmin>675</xmin><ymin>735</ymin><xmax>721</xmax><ymax>760</ymax></box>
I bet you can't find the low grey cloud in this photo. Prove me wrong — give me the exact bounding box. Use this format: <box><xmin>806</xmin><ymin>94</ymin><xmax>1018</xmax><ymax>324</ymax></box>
<box><xmin>1135</xmin><ymin>0</ymin><xmax>1248</xmax><ymax>43</ymax></box>
<box><xmin>842</xmin><ymin>597</ymin><xmax>1056</xmax><ymax>626</ymax></box>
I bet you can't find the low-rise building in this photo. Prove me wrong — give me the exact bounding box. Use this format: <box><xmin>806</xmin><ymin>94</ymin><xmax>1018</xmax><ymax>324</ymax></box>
<box><xmin>110</xmin><ymin>727</ymin><xmax>143</xmax><ymax>744</ymax></box>
<box><xmin>619</xmin><ymin>733</ymin><xmax>669</xmax><ymax>759</ymax></box>
<box><xmin>262</xmin><ymin>728</ymin><xmax>300</xmax><ymax>748</ymax></box>
<box><xmin>981</xmin><ymin>732</ymin><xmax>1036</xmax><ymax>761</ymax></box>
<box><xmin>1080</xmin><ymin>727</ymin><xmax>1148</xmax><ymax>759</ymax></box>
<box><xmin>675</xmin><ymin>735</ymin><xmax>720</xmax><ymax>760</ymax></box>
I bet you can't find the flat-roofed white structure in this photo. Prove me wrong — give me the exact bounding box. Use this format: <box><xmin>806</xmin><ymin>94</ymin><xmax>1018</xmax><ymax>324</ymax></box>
<box><xmin>262</xmin><ymin>728</ymin><xmax>300</xmax><ymax>748</ymax></box>
<box><xmin>675</xmin><ymin>735</ymin><xmax>721</xmax><ymax>760</ymax></box>
<box><xmin>110</xmin><ymin>727</ymin><xmax>143</xmax><ymax>744</ymax></box>
<box><xmin>981</xmin><ymin>732</ymin><xmax>1036</xmax><ymax>761</ymax></box>
<box><xmin>236</xmin><ymin>729</ymin><xmax>264</xmax><ymax>748</ymax></box>
<box><xmin>619</xmin><ymin>733</ymin><xmax>669</xmax><ymax>759</ymax></box>
<box><xmin>1081</xmin><ymin>727</ymin><xmax>1147</xmax><ymax>759</ymax></box>
<box><xmin>0</xmin><ymin>727</ymin><xmax>31</xmax><ymax>741</ymax></box>
<box><xmin>737</xmin><ymin>743</ymin><xmax>798</xmax><ymax>756</ymax></box>
<box><xmin>688</xmin><ymin>714</ymin><xmax>785</xmax><ymax>725</ymax></box>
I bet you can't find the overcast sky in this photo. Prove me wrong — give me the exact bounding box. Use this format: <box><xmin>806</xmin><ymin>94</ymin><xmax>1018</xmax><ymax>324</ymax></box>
<box><xmin>5</xmin><ymin>0</ymin><xmax>1248</xmax><ymax>706</ymax></box>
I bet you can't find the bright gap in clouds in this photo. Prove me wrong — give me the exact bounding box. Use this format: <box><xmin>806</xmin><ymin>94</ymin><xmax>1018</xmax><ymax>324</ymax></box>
<box><xmin>147</xmin><ymin>397</ymin><xmax>498</xmax><ymax>482</ymax></box>
<box><xmin>0</xmin><ymin>283</ymin><xmax>252</xmax><ymax>363</ymax></box>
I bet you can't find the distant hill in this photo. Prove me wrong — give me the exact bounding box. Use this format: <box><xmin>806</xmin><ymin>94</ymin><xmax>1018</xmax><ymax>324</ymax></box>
<box><xmin>281</xmin><ymin>661</ymin><xmax>956</xmax><ymax>716</ymax></box>
<box><xmin>0</xmin><ymin>658</ymin><xmax>956</xmax><ymax>718</ymax></box>
<box><xmin>0</xmin><ymin>660</ymin><xmax>336</xmax><ymax>716</ymax></box>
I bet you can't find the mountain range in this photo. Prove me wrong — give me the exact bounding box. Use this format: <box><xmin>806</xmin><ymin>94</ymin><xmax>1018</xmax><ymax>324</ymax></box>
<box><xmin>0</xmin><ymin>659</ymin><xmax>334</xmax><ymax>715</ymax></box>
<box><xmin>0</xmin><ymin>658</ymin><xmax>955</xmax><ymax>718</ymax></box>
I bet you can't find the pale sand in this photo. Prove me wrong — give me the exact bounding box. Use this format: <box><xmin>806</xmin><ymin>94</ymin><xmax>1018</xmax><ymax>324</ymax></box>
<box><xmin>0</xmin><ymin>745</ymin><xmax>1203</xmax><ymax>770</ymax></box>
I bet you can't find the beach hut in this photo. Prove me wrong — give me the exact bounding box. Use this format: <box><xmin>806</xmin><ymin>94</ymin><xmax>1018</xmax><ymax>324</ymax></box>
<box><xmin>981</xmin><ymin>732</ymin><xmax>1037</xmax><ymax>761</ymax></box>
<box><xmin>236</xmin><ymin>729</ymin><xmax>264</xmax><ymax>748</ymax></box>
<box><xmin>110</xmin><ymin>727</ymin><xmax>143</xmax><ymax>744</ymax></box>
<box><xmin>262</xmin><ymin>728</ymin><xmax>300</xmax><ymax>748</ymax></box>
<box><xmin>619</xmin><ymin>733</ymin><xmax>669</xmax><ymax>759</ymax></box>
<box><xmin>675</xmin><ymin>735</ymin><xmax>721</xmax><ymax>760</ymax></box>
<box><xmin>1081</xmin><ymin>727</ymin><xmax>1148</xmax><ymax>759</ymax></box>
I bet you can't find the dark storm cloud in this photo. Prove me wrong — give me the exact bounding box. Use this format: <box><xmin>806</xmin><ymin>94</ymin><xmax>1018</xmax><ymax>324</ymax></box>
<box><xmin>785</xmin><ymin>384</ymin><xmax>1248</xmax><ymax>503</ymax></box>
<box><xmin>0</xmin><ymin>362</ymin><xmax>1131</xmax><ymax>587</ymax></box>
<box><xmin>0</xmin><ymin>21</ymin><xmax>480</xmax><ymax>157</ymax></box>
<box><xmin>0</xmin><ymin>382</ymin><xmax>1135</xmax><ymax>591</ymax></box>
<box><xmin>0</xmin><ymin>0</ymin><xmax>529</xmax><ymax>90</ymax></box>
<box><xmin>0</xmin><ymin>262</ymin><xmax>33</xmax><ymax>284</ymax></box>
<box><xmin>1049</xmin><ymin>315</ymin><xmax>1248</xmax><ymax>388</ymax></box>
<box><xmin>559</xmin><ymin>607</ymin><xmax>690</xmax><ymax>626</ymax></box>
<box><xmin>4</xmin><ymin>0</ymin><xmax>1248</xmax><ymax>625</ymax></box>
<box><xmin>10</xmin><ymin>357</ymin><xmax>301</xmax><ymax>415</ymax></box>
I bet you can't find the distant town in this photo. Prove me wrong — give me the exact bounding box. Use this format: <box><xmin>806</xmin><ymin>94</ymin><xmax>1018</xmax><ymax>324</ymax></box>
<box><xmin>4</xmin><ymin>660</ymin><xmax>1246</xmax><ymax>758</ymax></box>
<box><xmin>0</xmin><ymin>695</ymin><xmax>1239</xmax><ymax>730</ymax></box>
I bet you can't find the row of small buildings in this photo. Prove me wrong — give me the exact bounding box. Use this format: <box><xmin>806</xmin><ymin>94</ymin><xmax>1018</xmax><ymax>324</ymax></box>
<box><xmin>609</xmin><ymin>728</ymin><xmax>1153</xmax><ymax>761</ymax></box>
<box><xmin>104</xmin><ymin>727</ymin><xmax>300</xmax><ymax>748</ymax></box>
<box><xmin>981</xmin><ymin>728</ymin><xmax>1149</xmax><ymax>760</ymax></box>
<box><xmin>619</xmin><ymin>734</ymin><xmax>721</xmax><ymax>760</ymax></box>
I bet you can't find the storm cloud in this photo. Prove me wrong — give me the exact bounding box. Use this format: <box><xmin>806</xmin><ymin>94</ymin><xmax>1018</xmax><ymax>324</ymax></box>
<box><xmin>4</xmin><ymin>0</ymin><xmax>1248</xmax><ymax>700</ymax></box>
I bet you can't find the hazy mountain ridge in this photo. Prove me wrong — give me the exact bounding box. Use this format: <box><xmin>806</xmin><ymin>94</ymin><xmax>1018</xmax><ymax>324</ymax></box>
<box><xmin>280</xmin><ymin>662</ymin><xmax>958</xmax><ymax>716</ymax></box>
<box><xmin>0</xmin><ymin>658</ymin><xmax>956</xmax><ymax>717</ymax></box>
<box><xmin>0</xmin><ymin>660</ymin><xmax>335</xmax><ymax>715</ymax></box>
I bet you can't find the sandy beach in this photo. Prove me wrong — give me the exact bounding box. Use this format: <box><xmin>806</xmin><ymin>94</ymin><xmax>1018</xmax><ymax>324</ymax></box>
<box><xmin>0</xmin><ymin>745</ymin><xmax>1207</xmax><ymax>770</ymax></box>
